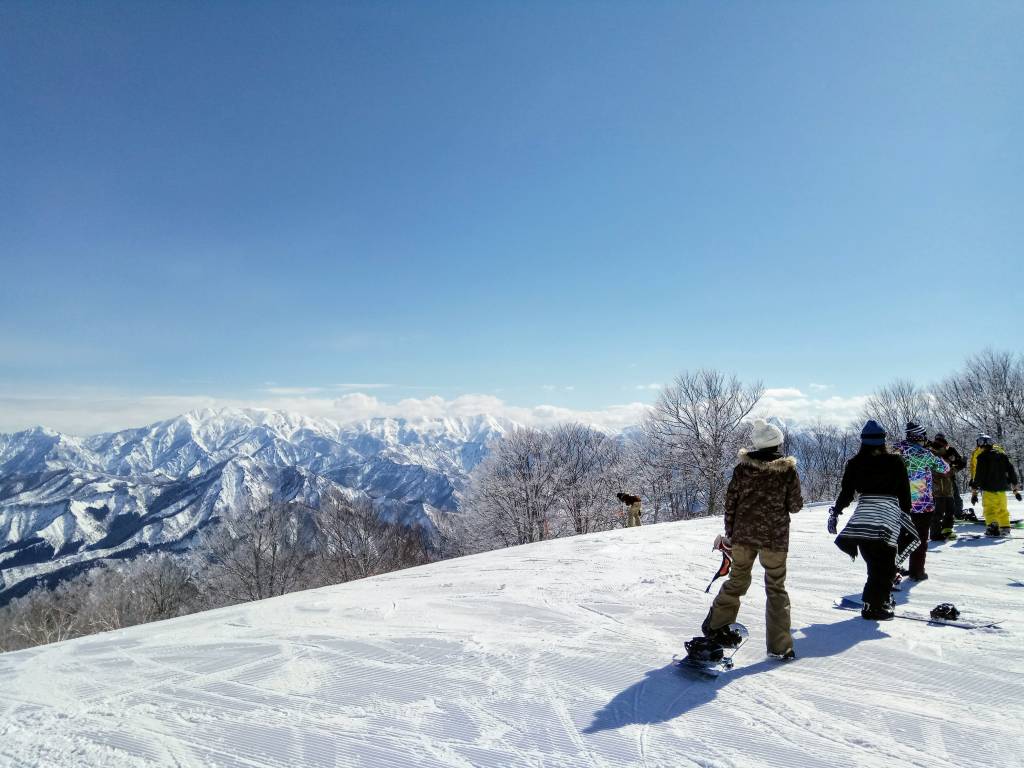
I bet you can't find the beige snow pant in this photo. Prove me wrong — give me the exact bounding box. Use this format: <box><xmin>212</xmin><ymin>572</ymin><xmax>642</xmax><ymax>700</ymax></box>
<box><xmin>706</xmin><ymin>544</ymin><xmax>792</xmax><ymax>656</ymax></box>
<box><xmin>627</xmin><ymin>502</ymin><xmax>642</xmax><ymax>527</ymax></box>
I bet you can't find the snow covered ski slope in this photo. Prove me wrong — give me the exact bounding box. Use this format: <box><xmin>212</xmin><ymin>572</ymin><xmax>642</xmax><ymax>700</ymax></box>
<box><xmin>1</xmin><ymin>501</ymin><xmax>1023</xmax><ymax>767</ymax></box>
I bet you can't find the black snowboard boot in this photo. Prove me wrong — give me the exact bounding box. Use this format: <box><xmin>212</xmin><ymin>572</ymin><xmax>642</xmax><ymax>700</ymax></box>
<box><xmin>861</xmin><ymin>602</ymin><xmax>895</xmax><ymax>621</ymax></box>
<box><xmin>684</xmin><ymin>636</ymin><xmax>724</xmax><ymax>662</ymax></box>
<box><xmin>704</xmin><ymin>624</ymin><xmax>743</xmax><ymax>648</ymax></box>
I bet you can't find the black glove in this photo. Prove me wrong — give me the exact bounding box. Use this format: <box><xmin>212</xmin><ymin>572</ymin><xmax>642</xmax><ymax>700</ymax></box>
<box><xmin>1015</xmin><ymin>492</ymin><xmax>1022</xmax><ymax>502</ymax></box>
<box><xmin>827</xmin><ymin>506</ymin><xmax>839</xmax><ymax>535</ymax></box>
<box><xmin>971</xmin><ymin>492</ymin><xmax>979</xmax><ymax>506</ymax></box>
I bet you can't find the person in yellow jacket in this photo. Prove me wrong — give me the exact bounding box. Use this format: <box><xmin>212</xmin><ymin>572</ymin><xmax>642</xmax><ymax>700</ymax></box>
<box><xmin>970</xmin><ymin>435</ymin><xmax>1022</xmax><ymax>536</ymax></box>
<box><xmin>969</xmin><ymin>435</ymin><xmax>1009</xmax><ymax>482</ymax></box>
<box><xmin>616</xmin><ymin>493</ymin><xmax>643</xmax><ymax>527</ymax></box>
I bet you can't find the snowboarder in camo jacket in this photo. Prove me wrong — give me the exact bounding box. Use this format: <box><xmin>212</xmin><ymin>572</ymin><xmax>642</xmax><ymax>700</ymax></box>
<box><xmin>701</xmin><ymin>419</ymin><xmax>803</xmax><ymax>660</ymax></box>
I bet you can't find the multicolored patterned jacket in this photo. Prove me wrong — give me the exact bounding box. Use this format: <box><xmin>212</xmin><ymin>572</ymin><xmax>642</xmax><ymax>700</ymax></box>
<box><xmin>893</xmin><ymin>441</ymin><xmax>950</xmax><ymax>514</ymax></box>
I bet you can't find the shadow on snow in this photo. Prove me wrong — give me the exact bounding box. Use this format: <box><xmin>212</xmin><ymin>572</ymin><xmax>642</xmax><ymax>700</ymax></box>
<box><xmin>582</xmin><ymin>617</ymin><xmax>889</xmax><ymax>734</ymax></box>
<box><xmin>950</xmin><ymin>536</ymin><xmax>1012</xmax><ymax>549</ymax></box>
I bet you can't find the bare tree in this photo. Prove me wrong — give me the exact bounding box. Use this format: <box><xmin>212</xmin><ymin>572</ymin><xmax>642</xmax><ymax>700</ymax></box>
<box><xmin>133</xmin><ymin>554</ymin><xmax>199</xmax><ymax>622</ymax></box>
<box><xmin>932</xmin><ymin>349</ymin><xmax>1024</xmax><ymax>470</ymax></box>
<box><xmin>75</xmin><ymin>565</ymin><xmax>139</xmax><ymax>632</ymax></box>
<box><xmin>199</xmin><ymin>502</ymin><xmax>315</xmax><ymax>605</ymax></box>
<box><xmin>789</xmin><ymin>421</ymin><xmax>857</xmax><ymax>502</ymax></box>
<box><xmin>549</xmin><ymin>423</ymin><xmax>622</xmax><ymax>534</ymax></box>
<box><xmin>313</xmin><ymin>490</ymin><xmax>429</xmax><ymax>582</ymax></box>
<box><xmin>862</xmin><ymin>379</ymin><xmax>933</xmax><ymax>440</ymax></box>
<box><xmin>1</xmin><ymin>584</ymin><xmax>80</xmax><ymax>649</ymax></box>
<box><xmin>619</xmin><ymin>434</ymin><xmax>704</xmax><ymax>522</ymax></box>
<box><xmin>463</xmin><ymin>428</ymin><xmax>559</xmax><ymax>549</ymax></box>
<box><xmin>644</xmin><ymin>370</ymin><xmax>763</xmax><ymax>516</ymax></box>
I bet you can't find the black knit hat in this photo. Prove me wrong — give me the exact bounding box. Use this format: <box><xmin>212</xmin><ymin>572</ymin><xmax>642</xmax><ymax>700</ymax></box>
<box><xmin>861</xmin><ymin>420</ymin><xmax>886</xmax><ymax>446</ymax></box>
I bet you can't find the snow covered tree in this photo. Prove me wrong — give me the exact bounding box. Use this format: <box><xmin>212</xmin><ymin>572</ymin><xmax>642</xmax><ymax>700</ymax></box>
<box><xmin>132</xmin><ymin>555</ymin><xmax>199</xmax><ymax>622</ymax></box>
<box><xmin>199</xmin><ymin>501</ymin><xmax>316</xmax><ymax>605</ymax></box>
<box><xmin>549</xmin><ymin>423</ymin><xmax>623</xmax><ymax>534</ymax></box>
<box><xmin>463</xmin><ymin>427</ymin><xmax>559</xmax><ymax>549</ymax></box>
<box><xmin>619</xmin><ymin>433</ymin><xmax>703</xmax><ymax>522</ymax></box>
<box><xmin>0</xmin><ymin>585</ymin><xmax>80</xmax><ymax>649</ymax></box>
<box><xmin>644</xmin><ymin>370</ymin><xmax>763</xmax><ymax>516</ymax></box>
<box><xmin>862</xmin><ymin>379</ymin><xmax>933</xmax><ymax>441</ymax></box>
<box><xmin>313</xmin><ymin>490</ymin><xmax>430</xmax><ymax>582</ymax></box>
<box><xmin>788</xmin><ymin>421</ymin><xmax>857</xmax><ymax>502</ymax></box>
<box><xmin>932</xmin><ymin>349</ymin><xmax>1024</xmax><ymax>471</ymax></box>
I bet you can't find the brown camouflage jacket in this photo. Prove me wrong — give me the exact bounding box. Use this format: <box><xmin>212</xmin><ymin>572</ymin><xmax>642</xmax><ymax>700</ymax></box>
<box><xmin>724</xmin><ymin>450</ymin><xmax>804</xmax><ymax>552</ymax></box>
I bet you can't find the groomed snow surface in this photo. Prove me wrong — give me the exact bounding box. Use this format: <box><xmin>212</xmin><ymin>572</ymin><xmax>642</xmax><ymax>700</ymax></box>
<box><xmin>1</xmin><ymin>501</ymin><xmax>1023</xmax><ymax>767</ymax></box>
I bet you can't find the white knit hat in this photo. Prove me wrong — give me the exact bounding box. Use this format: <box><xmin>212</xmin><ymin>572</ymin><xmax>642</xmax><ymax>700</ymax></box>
<box><xmin>750</xmin><ymin>418</ymin><xmax>784</xmax><ymax>449</ymax></box>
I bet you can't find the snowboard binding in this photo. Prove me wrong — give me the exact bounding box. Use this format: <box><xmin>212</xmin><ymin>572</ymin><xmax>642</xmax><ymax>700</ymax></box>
<box><xmin>675</xmin><ymin>623</ymin><xmax>749</xmax><ymax>677</ymax></box>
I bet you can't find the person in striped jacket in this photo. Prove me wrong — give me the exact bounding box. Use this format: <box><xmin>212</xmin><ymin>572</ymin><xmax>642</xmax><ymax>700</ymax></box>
<box><xmin>828</xmin><ymin>420</ymin><xmax>918</xmax><ymax>621</ymax></box>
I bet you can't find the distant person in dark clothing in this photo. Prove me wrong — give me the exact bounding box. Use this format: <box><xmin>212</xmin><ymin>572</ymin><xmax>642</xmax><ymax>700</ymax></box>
<box><xmin>927</xmin><ymin>434</ymin><xmax>966</xmax><ymax>541</ymax></box>
<box><xmin>829</xmin><ymin>420</ymin><xmax>919</xmax><ymax>621</ymax></box>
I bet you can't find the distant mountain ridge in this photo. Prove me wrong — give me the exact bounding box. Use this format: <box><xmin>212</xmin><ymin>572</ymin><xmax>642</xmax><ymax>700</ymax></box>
<box><xmin>0</xmin><ymin>408</ymin><xmax>513</xmax><ymax>603</ymax></box>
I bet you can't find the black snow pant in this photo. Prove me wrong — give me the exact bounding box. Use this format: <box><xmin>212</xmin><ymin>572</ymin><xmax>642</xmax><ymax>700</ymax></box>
<box><xmin>930</xmin><ymin>497</ymin><xmax>956</xmax><ymax>540</ymax></box>
<box><xmin>907</xmin><ymin>513</ymin><xmax>933</xmax><ymax>577</ymax></box>
<box><xmin>858</xmin><ymin>541</ymin><xmax>897</xmax><ymax>610</ymax></box>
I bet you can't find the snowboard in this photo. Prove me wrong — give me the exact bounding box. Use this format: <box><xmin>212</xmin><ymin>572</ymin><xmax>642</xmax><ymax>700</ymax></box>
<box><xmin>956</xmin><ymin>533</ymin><xmax>1024</xmax><ymax>541</ymax></box>
<box><xmin>833</xmin><ymin>598</ymin><xmax>1003</xmax><ymax>629</ymax></box>
<box><xmin>674</xmin><ymin>623</ymin><xmax>749</xmax><ymax>677</ymax></box>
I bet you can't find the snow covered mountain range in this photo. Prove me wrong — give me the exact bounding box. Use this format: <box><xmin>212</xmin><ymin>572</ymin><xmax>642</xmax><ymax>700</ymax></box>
<box><xmin>0</xmin><ymin>409</ymin><xmax>511</xmax><ymax>603</ymax></box>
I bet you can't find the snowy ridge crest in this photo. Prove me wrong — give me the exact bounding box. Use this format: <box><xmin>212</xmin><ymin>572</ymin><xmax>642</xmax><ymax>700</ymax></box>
<box><xmin>0</xmin><ymin>408</ymin><xmax>514</xmax><ymax>602</ymax></box>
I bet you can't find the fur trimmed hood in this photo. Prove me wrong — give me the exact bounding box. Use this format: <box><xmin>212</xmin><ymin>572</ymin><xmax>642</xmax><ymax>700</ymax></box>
<box><xmin>737</xmin><ymin>449</ymin><xmax>798</xmax><ymax>472</ymax></box>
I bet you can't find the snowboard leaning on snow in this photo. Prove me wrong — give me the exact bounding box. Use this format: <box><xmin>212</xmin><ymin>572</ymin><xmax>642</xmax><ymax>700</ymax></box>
<box><xmin>832</xmin><ymin>598</ymin><xmax>1004</xmax><ymax>629</ymax></box>
<box><xmin>674</xmin><ymin>623</ymin><xmax>749</xmax><ymax>677</ymax></box>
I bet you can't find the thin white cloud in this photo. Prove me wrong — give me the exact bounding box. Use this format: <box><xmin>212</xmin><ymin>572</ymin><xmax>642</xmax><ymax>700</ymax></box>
<box><xmin>0</xmin><ymin>381</ymin><xmax>867</xmax><ymax>436</ymax></box>
<box><xmin>0</xmin><ymin>391</ymin><xmax>653</xmax><ymax>436</ymax></box>
<box><xmin>809</xmin><ymin>383</ymin><xmax>832</xmax><ymax>392</ymax></box>
<box><xmin>635</xmin><ymin>383</ymin><xmax>662</xmax><ymax>391</ymax></box>
<box><xmin>755</xmin><ymin>392</ymin><xmax>868</xmax><ymax>428</ymax></box>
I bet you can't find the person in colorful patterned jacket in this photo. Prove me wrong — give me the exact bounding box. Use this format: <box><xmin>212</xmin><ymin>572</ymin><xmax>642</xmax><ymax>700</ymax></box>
<box><xmin>701</xmin><ymin>419</ymin><xmax>803</xmax><ymax>660</ymax></box>
<box><xmin>892</xmin><ymin>422</ymin><xmax>949</xmax><ymax>581</ymax></box>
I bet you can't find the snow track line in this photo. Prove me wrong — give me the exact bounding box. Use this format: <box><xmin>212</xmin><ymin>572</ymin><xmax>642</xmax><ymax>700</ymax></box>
<box><xmin>0</xmin><ymin>692</ymin><xmax>277</xmax><ymax>768</ymax></box>
<box><xmin>3</xmin><ymin>508</ymin><xmax>1022</xmax><ymax>767</ymax></box>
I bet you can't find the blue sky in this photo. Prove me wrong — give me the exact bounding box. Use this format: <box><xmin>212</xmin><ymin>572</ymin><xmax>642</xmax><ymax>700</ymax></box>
<box><xmin>2</xmin><ymin>2</ymin><xmax>1021</xmax><ymax>434</ymax></box>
